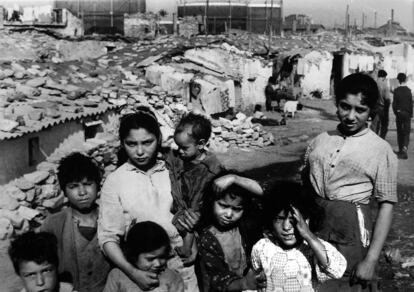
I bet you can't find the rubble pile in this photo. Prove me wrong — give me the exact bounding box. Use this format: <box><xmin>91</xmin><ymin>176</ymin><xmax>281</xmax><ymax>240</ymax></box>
<box><xmin>0</xmin><ymin>29</ymin><xmax>280</xmax><ymax>240</ymax></box>
<box><xmin>209</xmin><ymin>113</ymin><xmax>275</xmax><ymax>152</ymax></box>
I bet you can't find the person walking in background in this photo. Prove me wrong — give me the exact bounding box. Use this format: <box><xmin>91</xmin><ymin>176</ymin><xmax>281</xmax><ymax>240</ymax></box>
<box><xmin>265</xmin><ymin>76</ymin><xmax>279</xmax><ymax>111</ymax></box>
<box><xmin>371</xmin><ymin>70</ymin><xmax>391</xmax><ymax>139</ymax></box>
<box><xmin>393</xmin><ymin>73</ymin><xmax>413</xmax><ymax>160</ymax></box>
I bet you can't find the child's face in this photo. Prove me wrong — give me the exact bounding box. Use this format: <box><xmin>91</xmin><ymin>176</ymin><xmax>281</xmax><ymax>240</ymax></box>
<box><xmin>174</xmin><ymin>129</ymin><xmax>203</xmax><ymax>161</ymax></box>
<box><xmin>272</xmin><ymin>209</ymin><xmax>300</xmax><ymax>248</ymax></box>
<box><xmin>65</xmin><ymin>177</ymin><xmax>98</xmax><ymax>212</ymax></box>
<box><xmin>213</xmin><ymin>194</ymin><xmax>244</xmax><ymax>228</ymax></box>
<box><xmin>123</xmin><ymin>128</ymin><xmax>158</xmax><ymax>170</ymax></box>
<box><xmin>337</xmin><ymin>93</ymin><xmax>370</xmax><ymax>135</ymax></box>
<box><xmin>19</xmin><ymin>261</ymin><xmax>57</xmax><ymax>292</ymax></box>
<box><xmin>135</xmin><ymin>245</ymin><xmax>169</xmax><ymax>274</ymax></box>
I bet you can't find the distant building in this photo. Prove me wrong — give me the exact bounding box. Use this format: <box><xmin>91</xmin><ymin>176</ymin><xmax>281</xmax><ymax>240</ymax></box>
<box><xmin>285</xmin><ymin>14</ymin><xmax>311</xmax><ymax>26</ymax></box>
<box><xmin>283</xmin><ymin>14</ymin><xmax>324</xmax><ymax>34</ymax></box>
<box><xmin>55</xmin><ymin>0</ymin><xmax>146</xmax><ymax>35</ymax></box>
<box><xmin>1</xmin><ymin>0</ymin><xmax>146</xmax><ymax>35</ymax></box>
<box><xmin>177</xmin><ymin>0</ymin><xmax>283</xmax><ymax>35</ymax></box>
<box><xmin>377</xmin><ymin>20</ymin><xmax>408</xmax><ymax>36</ymax></box>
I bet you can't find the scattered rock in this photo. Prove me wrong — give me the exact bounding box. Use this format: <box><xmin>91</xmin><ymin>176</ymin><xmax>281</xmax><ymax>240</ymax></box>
<box><xmin>14</xmin><ymin>178</ymin><xmax>35</xmax><ymax>191</ymax></box>
<box><xmin>0</xmin><ymin>218</ymin><xmax>13</xmax><ymax>240</ymax></box>
<box><xmin>0</xmin><ymin>194</ymin><xmax>20</xmax><ymax>210</ymax></box>
<box><xmin>0</xmin><ymin>119</ymin><xmax>19</xmax><ymax>132</ymax></box>
<box><xmin>24</xmin><ymin>171</ymin><xmax>50</xmax><ymax>184</ymax></box>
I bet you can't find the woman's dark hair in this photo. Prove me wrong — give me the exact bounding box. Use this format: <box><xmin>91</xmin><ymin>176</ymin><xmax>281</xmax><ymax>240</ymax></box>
<box><xmin>263</xmin><ymin>181</ymin><xmax>324</xmax><ymax>232</ymax></box>
<box><xmin>335</xmin><ymin>73</ymin><xmax>379</xmax><ymax>110</ymax></box>
<box><xmin>57</xmin><ymin>152</ymin><xmax>101</xmax><ymax>190</ymax></box>
<box><xmin>123</xmin><ymin>221</ymin><xmax>171</xmax><ymax>265</ymax></box>
<box><xmin>268</xmin><ymin>76</ymin><xmax>277</xmax><ymax>84</ymax></box>
<box><xmin>397</xmin><ymin>73</ymin><xmax>407</xmax><ymax>83</ymax></box>
<box><xmin>117</xmin><ymin>107</ymin><xmax>162</xmax><ymax>166</ymax></box>
<box><xmin>200</xmin><ymin>173</ymin><xmax>253</xmax><ymax>229</ymax></box>
<box><xmin>9</xmin><ymin>231</ymin><xmax>59</xmax><ymax>275</ymax></box>
<box><xmin>378</xmin><ymin>70</ymin><xmax>387</xmax><ymax>78</ymax></box>
<box><xmin>254</xmin><ymin>104</ymin><xmax>262</xmax><ymax>112</ymax></box>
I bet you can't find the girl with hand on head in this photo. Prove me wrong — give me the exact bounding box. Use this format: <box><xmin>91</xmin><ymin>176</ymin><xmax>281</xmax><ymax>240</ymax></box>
<box><xmin>198</xmin><ymin>173</ymin><xmax>265</xmax><ymax>292</ymax></box>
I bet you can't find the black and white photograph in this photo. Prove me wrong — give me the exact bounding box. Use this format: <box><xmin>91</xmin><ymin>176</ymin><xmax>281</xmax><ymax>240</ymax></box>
<box><xmin>0</xmin><ymin>0</ymin><xmax>413</xmax><ymax>291</ymax></box>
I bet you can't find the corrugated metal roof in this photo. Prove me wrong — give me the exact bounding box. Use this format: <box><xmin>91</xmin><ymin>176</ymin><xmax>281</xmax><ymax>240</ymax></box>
<box><xmin>0</xmin><ymin>103</ymin><xmax>119</xmax><ymax>141</ymax></box>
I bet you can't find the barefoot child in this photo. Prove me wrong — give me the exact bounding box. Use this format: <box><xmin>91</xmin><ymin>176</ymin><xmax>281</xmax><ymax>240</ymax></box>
<box><xmin>198</xmin><ymin>174</ymin><xmax>265</xmax><ymax>292</ymax></box>
<box><xmin>9</xmin><ymin>231</ymin><xmax>75</xmax><ymax>292</ymax></box>
<box><xmin>251</xmin><ymin>182</ymin><xmax>347</xmax><ymax>291</ymax></box>
<box><xmin>103</xmin><ymin>221</ymin><xmax>184</xmax><ymax>292</ymax></box>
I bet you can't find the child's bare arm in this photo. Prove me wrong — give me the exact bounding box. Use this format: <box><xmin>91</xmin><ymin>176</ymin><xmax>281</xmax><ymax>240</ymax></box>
<box><xmin>214</xmin><ymin>174</ymin><xmax>263</xmax><ymax>196</ymax></box>
<box><xmin>291</xmin><ymin>206</ymin><xmax>329</xmax><ymax>268</ymax></box>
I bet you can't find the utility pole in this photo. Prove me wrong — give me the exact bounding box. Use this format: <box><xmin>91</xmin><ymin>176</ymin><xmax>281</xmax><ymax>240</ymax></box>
<box><xmin>268</xmin><ymin>0</ymin><xmax>274</xmax><ymax>53</ymax></box>
<box><xmin>374</xmin><ymin>11</ymin><xmax>377</xmax><ymax>28</ymax></box>
<box><xmin>265</xmin><ymin>0</ymin><xmax>268</xmax><ymax>34</ymax></box>
<box><xmin>110</xmin><ymin>0</ymin><xmax>113</xmax><ymax>29</ymax></box>
<box><xmin>280</xmin><ymin>0</ymin><xmax>283</xmax><ymax>36</ymax></box>
<box><xmin>205</xmin><ymin>0</ymin><xmax>209</xmax><ymax>37</ymax></box>
<box><xmin>345</xmin><ymin>4</ymin><xmax>349</xmax><ymax>38</ymax></box>
<box><xmin>362</xmin><ymin>12</ymin><xmax>364</xmax><ymax>30</ymax></box>
<box><xmin>229</xmin><ymin>0</ymin><xmax>232</xmax><ymax>34</ymax></box>
<box><xmin>77</xmin><ymin>0</ymin><xmax>80</xmax><ymax>17</ymax></box>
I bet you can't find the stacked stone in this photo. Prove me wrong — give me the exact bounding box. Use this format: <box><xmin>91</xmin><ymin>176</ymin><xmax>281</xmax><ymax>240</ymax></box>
<box><xmin>0</xmin><ymin>134</ymin><xmax>120</xmax><ymax>241</ymax></box>
<box><xmin>209</xmin><ymin>113</ymin><xmax>275</xmax><ymax>153</ymax></box>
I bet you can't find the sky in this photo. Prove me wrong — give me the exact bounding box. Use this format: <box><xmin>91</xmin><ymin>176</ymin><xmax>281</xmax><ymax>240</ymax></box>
<box><xmin>146</xmin><ymin>0</ymin><xmax>414</xmax><ymax>32</ymax></box>
<box><xmin>283</xmin><ymin>0</ymin><xmax>414</xmax><ymax>31</ymax></box>
<box><xmin>1</xmin><ymin>0</ymin><xmax>413</xmax><ymax>32</ymax></box>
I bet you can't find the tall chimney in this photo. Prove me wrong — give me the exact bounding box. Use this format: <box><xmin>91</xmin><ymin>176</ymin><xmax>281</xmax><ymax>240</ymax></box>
<box><xmin>391</xmin><ymin>9</ymin><xmax>394</xmax><ymax>23</ymax></box>
<box><xmin>374</xmin><ymin>11</ymin><xmax>377</xmax><ymax>28</ymax></box>
<box><xmin>362</xmin><ymin>13</ymin><xmax>365</xmax><ymax>30</ymax></box>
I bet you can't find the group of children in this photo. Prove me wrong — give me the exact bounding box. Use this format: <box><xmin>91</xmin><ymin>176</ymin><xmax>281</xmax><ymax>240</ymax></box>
<box><xmin>8</xmin><ymin>109</ymin><xmax>350</xmax><ymax>292</ymax></box>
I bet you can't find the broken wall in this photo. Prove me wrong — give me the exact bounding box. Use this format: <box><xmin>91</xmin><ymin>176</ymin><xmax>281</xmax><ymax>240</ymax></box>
<box><xmin>54</xmin><ymin>9</ymin><xmax>84</xmax><ymax>37</ymax></box>
<box><xmin>0</xmin><ymin>110</ymin><xmax>114</xmax><ymax>184</ymax></box>
<box><xmin>184</xmin><ymin>47</ymin><xmax>272</xmax><ymax>110</ymax></box>
<box><xmin>124</xmin><ymin>14</ymin><xmax>156</xmax><ymax>38</ymax></box>
<box><xmin>178</xmin><ymin>17</ymin><xmax>199</xmax><ymax>38</ymax></box>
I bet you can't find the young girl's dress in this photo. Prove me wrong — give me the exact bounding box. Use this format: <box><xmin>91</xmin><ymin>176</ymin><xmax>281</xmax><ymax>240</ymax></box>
<box><xmin>251</xmin><ymin>238</ymin><xmax>347</xmax><ymax>292</ymax></box>
<box><xmin>198</xmin><ymin>216</ymin><xmax>262</xmax><ymax>292</ymax></box>
<box><xmin>103</xmin><ymin>268</ymin><xmax>184</xmax><ymax>292</ymax></box>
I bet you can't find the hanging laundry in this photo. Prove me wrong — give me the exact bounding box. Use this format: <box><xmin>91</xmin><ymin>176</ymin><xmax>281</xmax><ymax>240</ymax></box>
<box><xmin>349</xmin><ymin>54</ymin><xmax>358</xmax><ymax>70</ymax></box>
<box><xmin>367</xmin><ymin>56</ymin><xmax>375</xmax><ymax>72</ymax></box>
<box><xmin>297</xmin><ymin>58</ymin><xmax>306</xmax><ymax>75</ymax></box>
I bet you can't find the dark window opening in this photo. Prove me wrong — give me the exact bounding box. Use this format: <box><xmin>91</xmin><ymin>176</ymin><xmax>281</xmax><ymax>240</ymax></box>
<box><xmin>28</xmin><ymin>137</ymin><xmax>41</xmax><ymax>166</ymax></box>
<box><xmin>84</xmin><ymin>121</ymin><xmax>103</xmax><ymax>139</ymax></box>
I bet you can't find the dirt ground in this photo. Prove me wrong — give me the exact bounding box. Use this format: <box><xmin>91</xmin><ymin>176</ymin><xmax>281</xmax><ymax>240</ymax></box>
<box><xmin>1</xmin><ymin>98</ymin><xmax>413</xmax><ymax>291</ymax></box>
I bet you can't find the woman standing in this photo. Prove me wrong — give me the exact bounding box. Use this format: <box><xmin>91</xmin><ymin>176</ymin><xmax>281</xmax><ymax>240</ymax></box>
<box><xmin>302</xmin><ymin>73</ymin><xmax>397</xmax><ymax>291</ymax></box>
<box><xmin>98</xmin><ymin>109</ymin><xmax>198</xmax><ymax>292</ymax></box>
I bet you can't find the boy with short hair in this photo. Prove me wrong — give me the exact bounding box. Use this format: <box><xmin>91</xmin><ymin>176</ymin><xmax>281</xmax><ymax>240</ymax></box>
<box><xmin>168</xmin><ymin>112</ymin><xmax>224</xmax><ymax>262</ymax></box>
<box><xmin>40</xmin><ymin>152</ymin><xmax>110</xmax><ymax>292</ymax></box>
<box><xmin>8</xmin><ymin>231</ymin><xmax>75</xmax><ymax>292</ymax></box>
